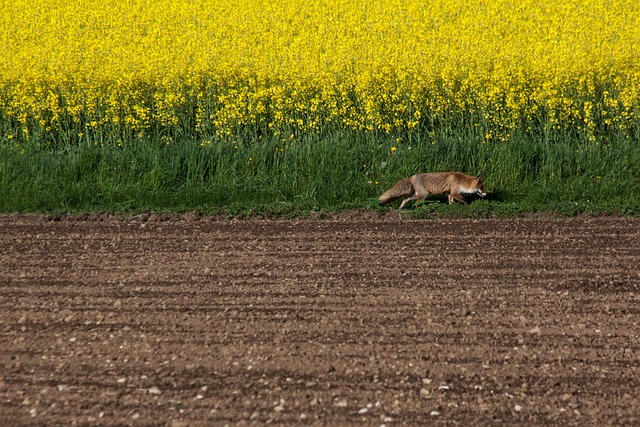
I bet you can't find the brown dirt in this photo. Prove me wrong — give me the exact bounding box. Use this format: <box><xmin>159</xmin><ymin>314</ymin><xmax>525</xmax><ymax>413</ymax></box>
<box><xmin>1</xmin><ymin>214</ymin><xmax>639</xmax><ymax>426</ymax></box>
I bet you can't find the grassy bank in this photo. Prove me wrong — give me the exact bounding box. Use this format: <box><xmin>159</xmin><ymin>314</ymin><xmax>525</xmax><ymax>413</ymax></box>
<box><xmin>2</xmin><ymin>127</ymin><xmax>639</xmax><ymax>217</ymax></box>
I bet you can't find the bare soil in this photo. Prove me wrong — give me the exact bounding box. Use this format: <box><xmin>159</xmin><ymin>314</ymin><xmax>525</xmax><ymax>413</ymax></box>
<box><xmin>1</xmin><ymin>214</ymin><xmax>639</xmax><ymax>426</ymax></box>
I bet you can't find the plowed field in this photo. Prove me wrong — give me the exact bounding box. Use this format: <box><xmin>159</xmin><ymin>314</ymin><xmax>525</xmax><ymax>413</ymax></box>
<box><xmin>1</xmin><ymin>214</ymin><xmax>639</xmax><ymax>426</ymax></box>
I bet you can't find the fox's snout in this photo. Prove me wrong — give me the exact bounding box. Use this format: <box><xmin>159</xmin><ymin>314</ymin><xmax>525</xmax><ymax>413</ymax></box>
<box><xmin>475</xmin><ymin>176</ymin><xmax>487</xmax><ymax>198</ymax></box>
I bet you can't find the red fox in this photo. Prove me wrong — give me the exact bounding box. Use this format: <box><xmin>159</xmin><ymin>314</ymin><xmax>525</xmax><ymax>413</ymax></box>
<box><xmin>379</xmin><ymin>172</ymin><xmax>487</xmax><ymax>209</ymax></box>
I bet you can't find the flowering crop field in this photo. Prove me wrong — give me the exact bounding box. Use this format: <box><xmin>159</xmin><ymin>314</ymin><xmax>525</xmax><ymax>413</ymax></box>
<box><xmin>1</xmin><ymin>0</ymin><xmax>639</xmax><ymax>145</ymax></box>
<box><xmin>1</xmin><ymin>0</ymin><xmax>640</xmax><ymax>214</ymax></box>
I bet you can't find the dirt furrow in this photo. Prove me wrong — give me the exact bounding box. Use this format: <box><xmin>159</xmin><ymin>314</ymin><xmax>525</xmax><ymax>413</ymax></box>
<box><xmin>1</xmin><ymin>215</ymin><xmax>639</xmax><ymax>425</ymax></box>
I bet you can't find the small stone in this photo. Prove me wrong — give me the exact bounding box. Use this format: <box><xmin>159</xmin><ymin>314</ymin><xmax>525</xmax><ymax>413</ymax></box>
<box><xmin>420</xmin><ymin>388</ymin><xmax>430</xmax><ymax>398</ymax></box>
<box><xmin>528</xmin><ymin>326</ymin><xmax>541</xmax><ymax>334</ymax></box>
<box><xmin>148</xmin><ymin>386</ymin><xmax>162</xmax><ymax>395</ymax></box>
<box><xmin>430</xmin><ymin>410</ymin><xmax>440</xmax><ymax>416</ymax></box>
<box><xmin>334</xmin><ymin>399</ymin><xmax>348</xmax><ymax>408</ymax></box>
<box><xmin>358</xmin><ymin>407</ymin><xmax>368</xmax><ymax>414</ymax></box>
<box><xmin>515</xmin><ymin>404</ymin><xmax>523</xmax><ymax>412</ymax></box>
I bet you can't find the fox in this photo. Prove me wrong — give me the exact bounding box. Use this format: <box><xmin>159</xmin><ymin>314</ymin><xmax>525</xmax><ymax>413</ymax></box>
<box><xmin>379</xmin><ymin>172</ymin><xmax>487</xmax><ymax>209</ymax></box>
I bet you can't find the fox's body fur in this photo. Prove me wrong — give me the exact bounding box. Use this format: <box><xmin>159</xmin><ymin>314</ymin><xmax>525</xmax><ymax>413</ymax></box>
<box><xmin>379</xmin><ymin>172</ymin><xmax>487</xmax><ymax>209</ymax></box>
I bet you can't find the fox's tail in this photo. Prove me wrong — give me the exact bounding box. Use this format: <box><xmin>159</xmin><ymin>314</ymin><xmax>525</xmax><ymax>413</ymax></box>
<box><xmin>379</xmin><ymin>178</ymin><xmax>414</xmax><ymax>204</ymax></box>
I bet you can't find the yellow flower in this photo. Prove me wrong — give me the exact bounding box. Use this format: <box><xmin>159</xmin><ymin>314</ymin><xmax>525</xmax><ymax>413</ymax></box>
<box><xmin>0</xmin><ymin>0</ymin><xmax>637</xmax><ymax>142</ymax></box>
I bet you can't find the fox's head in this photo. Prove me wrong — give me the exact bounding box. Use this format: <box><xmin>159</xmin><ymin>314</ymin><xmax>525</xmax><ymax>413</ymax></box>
<box><xmin>475</xmin><ymin>175</ymin><xmax>487</xmax><ymax>198</ymax></box>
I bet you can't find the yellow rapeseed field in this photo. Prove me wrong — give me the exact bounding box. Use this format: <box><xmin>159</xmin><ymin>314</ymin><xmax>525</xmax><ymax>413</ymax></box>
<box><xmin>1</xmin><ymin>0</ymin><xmax>638</xmax><ymax>144</ymax></box>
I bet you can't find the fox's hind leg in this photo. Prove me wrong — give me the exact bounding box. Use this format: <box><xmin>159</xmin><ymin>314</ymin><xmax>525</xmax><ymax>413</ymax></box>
<box><xmin>400</xmin><ymin>189</ymin><xmax>430</xmax><ymax>209</ymax></box>
<box><xmin>399</xmin><ymin>194</ymin><xmax>417</xmax><ymax>210</ymax></box>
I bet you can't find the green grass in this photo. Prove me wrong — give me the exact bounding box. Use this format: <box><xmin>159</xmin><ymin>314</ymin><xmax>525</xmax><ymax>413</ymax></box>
<box><xmin>1</xmin><ymin>126</ymin><xmax>640</xmax><ymax>217</ymax></box>
<box><xmin>0</xmin><ymin>115</ymin><xmax>640</xmax><ymax>217</ymax></box>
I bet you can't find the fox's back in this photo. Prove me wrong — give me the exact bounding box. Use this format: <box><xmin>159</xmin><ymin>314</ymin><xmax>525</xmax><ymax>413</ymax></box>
<box><xmin>411</xmin><ymin>172</ymin><xmax>481</xmax><ymax>194</ymax></box>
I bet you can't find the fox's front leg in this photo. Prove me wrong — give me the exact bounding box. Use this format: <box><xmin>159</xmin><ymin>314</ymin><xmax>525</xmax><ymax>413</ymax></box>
<box><xmin>448</xmin><ymin>193</ymin><xmax>468</xmax><ymax>204</ymax></box>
